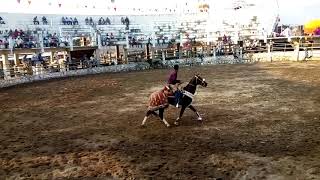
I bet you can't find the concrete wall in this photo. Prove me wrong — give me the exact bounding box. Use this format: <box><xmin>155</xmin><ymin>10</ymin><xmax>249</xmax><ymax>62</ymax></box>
<box><xmin>249</xmin><ymin>50</ymin><xmax>320</xmax><ymax>62</ymax></box>
<box><xmin>0</xmin><ymin>62</ymin><xmax>150</xmax><ymax>88</ymax></box>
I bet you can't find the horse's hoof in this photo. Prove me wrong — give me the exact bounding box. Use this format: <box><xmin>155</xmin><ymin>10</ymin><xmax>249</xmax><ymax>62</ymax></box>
<box><xmin>197</xmin><ymin>117</ymin><xmax>203</xmax><ymax>121</ymax></box>
<box><xmin>174</xmin><ymin>121</ymin><xmax>179</xmax><ymax>126</ymax></box>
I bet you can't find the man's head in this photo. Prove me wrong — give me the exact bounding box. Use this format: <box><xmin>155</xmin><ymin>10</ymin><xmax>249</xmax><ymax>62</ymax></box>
<box><xmin>174</xmin><ymin>64</ymin><xmax>179</xmax><ymax>71</ymax></box>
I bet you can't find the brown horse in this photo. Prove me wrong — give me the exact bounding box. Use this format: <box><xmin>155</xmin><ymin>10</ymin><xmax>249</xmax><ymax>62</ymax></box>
<box><xmin>141</xmin><ymin>75</ymin><xmax>207</xmax><ymax>127</ymax></box>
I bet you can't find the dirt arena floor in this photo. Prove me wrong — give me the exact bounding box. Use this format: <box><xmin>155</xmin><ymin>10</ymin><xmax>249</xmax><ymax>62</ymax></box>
<box><xmin>1</xmin><ymin>61</ymin><xmax>320</xmax><ymax>179</ymax></box>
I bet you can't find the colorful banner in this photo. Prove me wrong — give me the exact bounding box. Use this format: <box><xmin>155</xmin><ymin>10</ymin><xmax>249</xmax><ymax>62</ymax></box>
<box><xmin>304</xmin><ymin>19</ymin><xmax>320</xmax><ymax>34</ymax></box>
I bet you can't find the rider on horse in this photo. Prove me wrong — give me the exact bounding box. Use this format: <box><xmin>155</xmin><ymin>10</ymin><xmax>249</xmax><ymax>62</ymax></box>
<box><xmin>168</xmin><ymin>65</ymin><xmax>183</xmax><ymax>107</ymax></box>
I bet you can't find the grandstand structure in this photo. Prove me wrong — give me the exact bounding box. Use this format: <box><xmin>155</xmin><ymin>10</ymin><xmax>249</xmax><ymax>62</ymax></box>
<box><xmin>0</xmin><ymin>0</ymin><xmax>283</xmax><ymax>80</ymax></box>
<box><xmin>0</xmin><ymin>0</ymin><xmax>280</xmax><ymax>45</ymax></box>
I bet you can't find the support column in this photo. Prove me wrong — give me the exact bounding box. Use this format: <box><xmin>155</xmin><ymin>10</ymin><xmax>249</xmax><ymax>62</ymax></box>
<box><xmin>162</xmin><ymin>50</ymin><xmax>165</xmax><ymax>62</ymax></box>
<box><xmin>97</xmin><ymin>34</ymin><xmax>102</xmax><ymax>49</ymax></box>
<box><xmin>13</xmin><ymin>53</ymin><xmax>20</xmax><ymax>66</ymax></box>
<box><xmin>146</xmin><ymin>43</ymin><xmax>150</xmax><ymax>61</ymax></box>
<box><xmin>177</xmin><ymin>43</ymin><xmax>182</xmax><ymax>59</ymax></box>
<box><xmin>293</xmin><ymin>42</ymin><xmax>300</xmax><ymax>61</ymax></box>
<box><xmin>151</xmin><ymin>47</ymin><xmax>155</xmax><ymax>60</ymax></box>
<box><xmin>13</xmin><ymin>53</ymin><xmax>21</xmax><ymax>77</ymax></box>
<box><xmin>267</xmin><ymin>43</ymin><xmax>272</xmax><ymax>62</ymax></box>
<box><xmin>123</xmin><ymin>46</ymin><xmax>128</xmax><ymax>64</ymax></box>
<box><xmin>116</xmin><ymin>45</ymin><xmax>120</xmax><ymax>63</ymax></box>
<box><xmin>2</xmin><ymin>54</ymin><xmax>11</xmax><ymax>79</ymax></box>
<box><xmin>50</xmin><ymin>51</ymin><xmax>54</xmax><ymax>64</ymax></box>
<box><xmin>125</xmin><ymin>33</ymin><xmax>129</xmax><ymax>49</ymax></box>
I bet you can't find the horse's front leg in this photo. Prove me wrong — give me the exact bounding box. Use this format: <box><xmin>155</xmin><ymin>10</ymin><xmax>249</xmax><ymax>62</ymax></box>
<box><xmin>189</xmin><ymin>105</ymin><xmax>202</xmax><ymax>121</ymax></box>
<box><xmin>174</xmin><ymin>106</ymin><xmax>186</xmax><ymax>126</ymax></box>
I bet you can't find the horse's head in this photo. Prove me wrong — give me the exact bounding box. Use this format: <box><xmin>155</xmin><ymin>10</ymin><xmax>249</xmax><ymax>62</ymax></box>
<box><xmin>193</xmin><ymin>74</ymin><xmax>207</xmax><ymax>87</ymax></box>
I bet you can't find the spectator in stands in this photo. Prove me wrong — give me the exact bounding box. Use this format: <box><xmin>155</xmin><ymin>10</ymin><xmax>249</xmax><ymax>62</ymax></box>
<box><xmin>65</xmin><ymin>17</ymin><xmax>70</xmax><ymax>25</ymax></box>
<box><xmin>33</xmin><ymin>16</ymin><xmax>39</xmax><ymax>25</ymax></box>
<box><xmin>68</xmin><ymin>17</ymin><xmax>73</xmax><ymax>25</ymax></box>
<box><xmin>121</xmin><ymin>17</ymin><xmax>125</xmax><ymax>25</ymax></box>
<box><xmin>3</xmin><ymin>38</ymin><xmax>8</xmax><ymax>48</ymax></box>
<box><xmin>62</xmin><ymin>17</ymin><xmax>66</xmax><ymax>25</ymax></box>
<box><xmin>125</xmin><ymin>17</ymin><xmax>130</xmax><ymax>25</ymax></box>
<box><xmin>98</xmin><ymin>17</ymin><xmax>103</xmax><ymax>25</ymax></box>
<box><xmin>223</xmin><ymin>35</ymin><xmax>227</xmax><ymax>44</ymax></box>
<box><xmin>0</xmin><ymin>40</ymin><xmax>4</xmax><ymax>49</ymax></box>
<box><xmin>16</xmin><ymin>36</ymin><xmax>24</xmax><ymax>48</ymax></box>
<box><xmin>89</xmin><ymin>17</ymin><xmax>93</xmax><ymax>25</ymax></box>
<box><xmin>106</xmin><ymin>17</ymin><xmax>111</xmax><ymax>25</ymax></box>
<box><xmin>85</xmin><ymin>17</ymin><xmax>89</xmax><ymax>25</ymax></box>
<box><xmin>43</xmin><ymin>37</ymin><xmax>49</xmax><ymax>47</ymax></box>
<box><xmin>42</xmin><ymin>16</ymin><xmax>48</xmax><ymax>25</ymax></box>
<box><xmin>73</xmin><ymin>17</ymin><xmax>78</xmax><ymax>25</ymax></box>
<box><xmin>0</xmin><ymin>16</ymin><xmax>5</xmax><ymax>24</ymax></box>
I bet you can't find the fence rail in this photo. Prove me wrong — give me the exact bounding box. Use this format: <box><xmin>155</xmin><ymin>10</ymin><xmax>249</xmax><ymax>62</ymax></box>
<box><xmin>2</xmin><ymin>41</ymin><xmax>320</xmax><ymax>80</ymax></box>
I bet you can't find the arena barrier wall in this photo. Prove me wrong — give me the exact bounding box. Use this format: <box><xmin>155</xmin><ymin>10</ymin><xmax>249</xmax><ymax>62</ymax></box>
<box><xmin>0</xmin><ymin>62</ymin><xmax>150</xmax><ymax>88</ymax></box>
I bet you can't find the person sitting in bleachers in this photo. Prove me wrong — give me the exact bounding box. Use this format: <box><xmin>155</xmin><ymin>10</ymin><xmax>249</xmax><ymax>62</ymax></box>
<box><xmin>16</xmin><ymin>36</ymin><xmax>24</xmax><ymax>48</ymax></box>
<box><xmin>64</xmin><ymin>17</ymin><xmax>69</xmax><ymax>25</ymax></box>
<box><xmin>106</xmin><ymin>17</ymin><xmax>111</xmax><ymax>25</ymax></box>
<box><xmin>62</xmin><ymin>17</ymin><xmax>66</xmax><ymax>25</ymax></box>
<box><xmin>3</xmin><ymin>38</ymin><xmax>8</xmax><ymax>49</ymax></box>
<box><xmin>98</xmin><ymin>17</ymin><xmax>103</xmax><ymax>25</ymax></box>
<box><xmin>73</xmin><ymin>17</ymin><xmax>78</xmax><ymax>25</ymax></box>
<box><xmin>125</xmin><ymin>17</ymin><xmax>130</xmax><ymax>26</ymax></box>
<box><xmin>0</xmin><ymin>40</ymin><xmax>4</xmax><ymax>49</ymax></box>
<box><xmin>121</xmin><ymin>17</ymin><xmax>125</xmax><ymax>25</ymax></box>
<box><xmin>42</xmin><ymin>16</ymin><xmax>48</xmax><ymax>25</ymax></box>
<box><xmin>33</xmin><ymin>16</ymin><xmax>39</xmax><ymax>25</ymax></box>
<box><xmin>89</xmin><ymin>17</ymin><xmax>93</xmax><ymax>25</ymax></box>
<box><xmin>85</xmin><ymin>17</ymin><xmax>89</xmax><ymax>25</ymax></box>
<box><xmin>68</xmin><ymin>17</ymin><xmax>73</xmax><ymax>25</ymax></box>
<box><xmin>0</xmin><ymin>16</ymin><xmax>5</xmax><ymax>24</ymax></box>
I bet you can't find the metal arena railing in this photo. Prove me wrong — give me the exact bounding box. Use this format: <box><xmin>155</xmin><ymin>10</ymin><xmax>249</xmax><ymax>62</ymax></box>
<box><xmin>1</xmin><ymin>41</ymin><xmax>320</xmax><ymax>80</ymax></box>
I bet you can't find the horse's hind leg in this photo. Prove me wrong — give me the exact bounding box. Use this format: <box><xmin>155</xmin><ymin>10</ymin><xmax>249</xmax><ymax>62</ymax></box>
<box><xmin>189</xmin><ymin>105</ymin><xmax>202</xmax><ymax>121</ymax></box>
<box><xmin>159</xmin><ymin>108</ymin><xmax>170</xmax><ymax>127</ymax></box>
<box><xmin>142</xmin><ymin>110</ymin><xmax>153</xmax><ymax>126</ymax></box>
